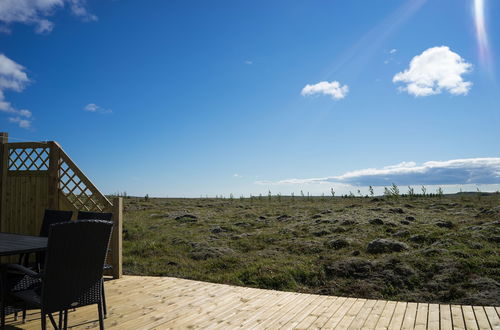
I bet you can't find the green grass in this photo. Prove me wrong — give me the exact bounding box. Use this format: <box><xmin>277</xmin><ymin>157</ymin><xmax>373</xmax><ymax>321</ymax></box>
<box><xmin>121</xmin><ymin>194</ymin><xmax>500</xmax><ymax>305</ymax></box>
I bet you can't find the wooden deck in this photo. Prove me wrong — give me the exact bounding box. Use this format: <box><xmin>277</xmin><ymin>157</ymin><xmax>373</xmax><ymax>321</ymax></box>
<box><xmin>5</xmin><ymin>275</ymin><xmax>500</xmax><ymax>329</ymax></box>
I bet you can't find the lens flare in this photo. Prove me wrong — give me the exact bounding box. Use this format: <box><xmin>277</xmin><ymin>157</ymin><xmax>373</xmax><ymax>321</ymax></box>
<box><xmin>473</xmin><ymin>0</ymin><xmax>492</xmax><ymax>71</ymax></box>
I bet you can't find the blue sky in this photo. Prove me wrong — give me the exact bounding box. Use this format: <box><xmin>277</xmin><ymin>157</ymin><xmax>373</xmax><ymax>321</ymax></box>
<box><xmin>1</xmin><ymin>0</ymin><xmax>499</xmax><ymax>197</ymax></box>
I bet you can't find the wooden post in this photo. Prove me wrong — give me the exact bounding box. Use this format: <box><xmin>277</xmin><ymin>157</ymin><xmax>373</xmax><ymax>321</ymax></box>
<box><xmin>0</xmin><ymin>132</ymin><xmax>8</xmax><ymax>232</ymax></box>
<box><xmin>111</xmin><ymin>197</ymin><xmax>123</xmax><ymax>278</ymax></box>
<box><xmin>47</xmin><ymin>141</ymin><xmax>61</xmax><ymax>210</ymax></box>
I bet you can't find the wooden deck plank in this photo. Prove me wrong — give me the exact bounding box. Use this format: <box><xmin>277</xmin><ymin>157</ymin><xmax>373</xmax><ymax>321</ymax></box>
<box><xmin>414</xmin><ymin>303</ymin><xmax>428</xmax><ymax>330</ymax></box>
<box><xmin>388</xmin><ymin>301</ymin><xmax>407</xmax><ymax>330</ymax></box>
<box><xmin>321</xmin><ymin>297</ymin><xmax>357</xmax><ymax>329</ymax></box>
<box><xmin>451</xmin><ymin>305</ymin><xmax>467</xmax><ymax>330</ymax></box>
<box><xmin>440</xmin><ymin>304</ymin><xmax>453</xmax><ymax>330</ymax></box>
<box><xmin>249</xmin><ymin>293</ymin><xmax>312</xmax><ymax>329</ymax></box>
<box><xmin>5</xmin><ymin>275</ymin><xmax>499</xmax><ymax>330</ymax></box>
<box><xmin>347</xmin><ymin>299</ymin><xmax>377</xmax><ymax>330</ymax></box>
<box><xmin>334</xmin><ymin>298</ymin><xmax>367</xmax><ymax>329</ymax></box>
<box><xmin>375</xmin><ymin>300</ymin><xmax>398</xmax><ymax>329</ymax></box>
<box><xmin>241</xmin><ymin>290</ymin><xmax>301</xmax><ymax>328</ymax></box>
<box><xmin>309</xmin><ymin>296</ymin><xmax>348</xmax><ymax>329</ymax></box>
<box><xmin>361</xmin><ymin>300</ymin><xmax>387</xmax><ymax>329</ymax></box>
<box><xmin>484</xmin><ymin>306</ymin><xmax>500</xmax><ymax>329</ymax></box>
<box><xmin>401</xmin><ymin>302</ymin><xmax>418</xmax><ymax>330</ymax></box>
<box><xmin>279</xmin><ymin>295</ymin><xmax>330</xmax><ymax>330</ymax></box>
<box><xmin>260</xmin><ymin>294</ymin><xmax>321</xmax><ymax>329</ymax></box>
<box><xmin>235</xmin><ymin>292</ymin><xmax>301</xmax><ymax>329</ymax></box>
<box><xmin>258</xmin><ymin>294</ymin><xmax>317</xmax><ymax>329</ymax></box>
<box><xmin>246</xmin><ymin>293</ymin><xmax>305</xmax><ymax>330</ymax></box>
<box><xmin>427</xmin><ymin>303</ymin><xmax>440</xmax><ymax>329</ymax></box>
<box><xmin>463</xmin><ymin>305</ymin><xmax>480</xmax><ymax>330</ymax></box>
<box><xmin>473</xmin><ymin>306</ymin><xmax>493</xmax><ymax>330</ymax></box>
<box><xmin>293</xmin><ymin>296</ymin><xmax>338</xmax><ymax>330</ymax></box>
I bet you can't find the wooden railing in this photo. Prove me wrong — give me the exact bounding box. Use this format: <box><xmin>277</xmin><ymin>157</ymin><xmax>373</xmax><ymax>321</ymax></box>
<box><xmin>0</xmin><ymin>132</ymin><xmax>122</xmax><ymax>278</ymax></box>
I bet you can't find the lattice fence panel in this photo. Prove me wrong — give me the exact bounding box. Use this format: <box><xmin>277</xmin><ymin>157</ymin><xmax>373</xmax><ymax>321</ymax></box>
<box><xmin>59</xmin><ymin>158</ymin><xmax>107</xmax><ymax>212</ymax></box>
<box><xmin>8</xmin><ymin>147</ymin><xmax>49</xmax><ymax>171</ymax></box>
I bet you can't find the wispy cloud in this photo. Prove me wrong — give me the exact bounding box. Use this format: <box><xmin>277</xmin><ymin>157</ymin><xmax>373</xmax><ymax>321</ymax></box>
<box><xmin>233</xmin><ymin>173</ymin><xmax>243</xmax><ymax>178</ymax></box>
<box><xmin>68</xmin><ymin>0</ymin><xmax>97</xmax><ymax>21</ymax></box>
<box><xmin>8</xmin><ymin>116</ymin><xmax>31</xmax><ymax>128</ymax></box>
<box><xmin>0</xmin><ymin>54</ymin><xmax>32</xmax><ymax>129</ymax></box>
<box><xmin>83</xmin><ymin>103</ymin><xmax>112</xmax><ymax>114</ymax></box>
<box><xmin>244</xmin><ymin>60</ymin><xmax>253</xmax><ymax>65</ymax></box>
<box><xmin>393</xmin><ymin>46</ymin><xmax>472</xmax><ymax>97</ymax></box>
<box><xmin>0</xmin><ymin>0</ymin><xmax>96</xmax><ymax>34</ymax></box>
<box><xmin>257</xmin><ymin>158</ymin><xmax>500</xmax><ymax>187</ymax></box>
<box><xmin>301</xmin><ymin>81</ymin><xmax>349</xmax><ymax>100</ymax></box>
<box><xmin>385</xmin><ymin>49</ymin><xmax>398</xmax><ymax>64</ymax></box>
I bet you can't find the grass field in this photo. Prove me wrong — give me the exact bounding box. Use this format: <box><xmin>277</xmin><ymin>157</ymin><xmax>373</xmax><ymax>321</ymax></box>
<box><xmin>121</xmin><ymin>193</ymin><xmax>500</xmax><ymax>306</ymax></box>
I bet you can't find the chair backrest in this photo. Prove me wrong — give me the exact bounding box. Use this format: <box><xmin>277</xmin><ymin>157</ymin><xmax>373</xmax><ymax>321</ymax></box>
<box><xmin>77</xmin><ymin>211</ymin><xmax>114</xmax><ymax>267</ymax></box>
<box><xmin>41</xmin><ymin>220</ymin><xmax>113</xmax><ymax>313</ymax></box>
<box><xmin>77</xmin><ymin>211</ymin><xmax>113</xmax><ymax>221</ymax></box>
<box><xmin>39</xmin><ymin>209</ymin><xmax>73</xmax><ymax>237</ymax></box>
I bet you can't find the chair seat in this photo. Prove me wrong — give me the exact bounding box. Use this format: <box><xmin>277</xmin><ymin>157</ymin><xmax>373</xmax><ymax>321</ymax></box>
<box><xmin>6</xmin><ymin>272</ymin><xmax>42</xmax><ymax>293</ymax></box>
<box><xmin>11</xmin><ymin>289</ymin><xmax>42</xmax><ymax>308</ymax></box>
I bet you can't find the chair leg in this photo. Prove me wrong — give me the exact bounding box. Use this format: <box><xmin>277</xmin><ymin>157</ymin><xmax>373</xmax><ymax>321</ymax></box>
<box><xmin>48</xmin><ymin>313</ymin><xmax>58</xmax><ymax>329</ymax></box>
<box><xmin>41</xmin><ymin>312</ymin><xmax>46</xmax><ymax>330</ymax></box>
<box><xmin>58</xmin><ymin>311</ymin><xmax>63</xmax><ymax>329</ymax></box>
<box><xmin>22</xmin><ymin>309</ymin><xmax>26</xmax><ymax>323</ymax></box>
<box><xmin>63</xmin><ymin>310</ymin><xmax>68</xmax><ymax>330</ymax></box>
<box><xmin>97</xmin><ymin>302</ymin><xmax>104</xmax><ymax>330</ymax></box>
<box><xmin>101</xmin><ymin>279</ymin><xmax>107</xmax><ymax>318</ymax></box>
<box><xmin>1</xmin><ymin>301</ymin><xmax>5</xmax><ymax>329</ymax></box>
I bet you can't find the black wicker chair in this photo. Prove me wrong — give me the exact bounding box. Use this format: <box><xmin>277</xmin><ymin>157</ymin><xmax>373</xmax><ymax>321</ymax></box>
<box><xmin>2</xmin><ymin>220</ymin><xmax>113</xmax><ymax>330</ymax></box>
<box><xmin>19</xmin><ymin>209</ymin><xmax>73</xmax><ymax>270</ymax></box>
<box><xmin>76</xmin><ymin>211</ymin><xmax>113</xmax><ymax>317</ymax></box>
<box><xmin>6</xmin><ymin>210</ymin><xmax>73</xmax><ymax>324</ymax></box>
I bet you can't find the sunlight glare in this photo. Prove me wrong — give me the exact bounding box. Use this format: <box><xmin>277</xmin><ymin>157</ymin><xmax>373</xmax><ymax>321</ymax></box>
<box><xmin>473</xmin><ymin>0</ymin><xmax>492</xmax><ymax>72</ymax></box>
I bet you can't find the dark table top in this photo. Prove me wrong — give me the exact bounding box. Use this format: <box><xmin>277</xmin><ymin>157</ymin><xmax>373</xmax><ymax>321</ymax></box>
<box><xmin>0</xmin><ymin>233</ymin><xmax>47</xmax><ymax>257</ymax></box>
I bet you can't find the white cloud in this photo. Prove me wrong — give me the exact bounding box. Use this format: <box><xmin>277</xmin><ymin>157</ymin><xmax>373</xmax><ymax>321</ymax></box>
<box><xmin>83</xmin><ymin>103</ymin><xmax>98</xmax><ymax>112</ymax></box>
<box><xmin>68</xmin><ymin>0</ymin><xmax>97</xmax><ymax>21</ymax></box>
<box><xmin>301</xmin><ymin>81</ymin><xmax>349</xmax><ymax>100</ymax></box>
<box><xmin>258</xmin><ymin>158</ymin><xmax>500</xmax><ymax>187</ymax></box>
<box><xmin>83</xmin><ymin>103</ymin><xmax>112</xmax><ymax>114</ymax></box>
<box><xmin>233</xmin><ymin>173</ymin><xmax>243</xmax><ymax>178</ymax></box>
<box><xmin>0</xmin><ymin>54</ymin><xmax>32</xmax><ymax>129</ymax></box>
<box><xmin>393</xmin><ymin>46</ymin><xmax>472</xmax><ymax>97</ymax></box>
<box><xmin>389</xmin><ymin>49</ymin><xmax>397</xmax><ymax>54</ymax></box>
<box><xmin>0</xmin><ymin>54</ymin><xmax>29</xmax><ymax>91</ymax></box>
<box><xmin>0</xmin><ymin>0</ymin><xmax>96</xmax><ymax>34</ymax></box>
<box><xmin>244</xmin><ymin>60</ymin><xmax>253</xmax><ymax>65</ymax></box>
<box><xmin>8</xmin><ymin>116</ymin><xmax>31</xmax><ymax>128</ymax></box>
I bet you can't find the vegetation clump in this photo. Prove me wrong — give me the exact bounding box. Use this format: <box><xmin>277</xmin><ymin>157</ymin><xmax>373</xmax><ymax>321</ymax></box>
<box><xmin>366</xmin><ymin>238</ymin><xmax>409</xmax><ymax>253</ymax></box>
